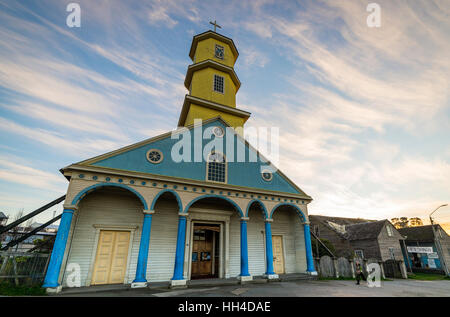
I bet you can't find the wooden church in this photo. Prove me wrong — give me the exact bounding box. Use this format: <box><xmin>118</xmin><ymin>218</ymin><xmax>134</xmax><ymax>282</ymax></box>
<box><xmin>42</xmin><ymin>29</ymin><xmax>316</xmax><ymax>292</ymax></box>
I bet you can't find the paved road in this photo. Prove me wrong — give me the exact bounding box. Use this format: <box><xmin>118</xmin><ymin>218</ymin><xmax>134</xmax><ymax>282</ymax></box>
<box><xmin>59</xmin><ymin>279</ymin><xmax>450</xmax><ymax>297</ymax></box>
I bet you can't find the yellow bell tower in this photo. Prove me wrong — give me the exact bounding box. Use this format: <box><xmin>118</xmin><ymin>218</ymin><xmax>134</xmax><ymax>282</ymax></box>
<box><xmin>178</xmin><ymin>26</ymin><xmax>251</xmax><ymax>129</ymax></box>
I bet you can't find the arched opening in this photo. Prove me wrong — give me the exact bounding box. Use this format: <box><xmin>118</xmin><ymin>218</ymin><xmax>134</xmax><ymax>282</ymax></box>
<box><xmin>71</xmin><ymin>183</ymin><xmax>147</xmax><ymax>210</ymax></box>
<box><xmin>270</xmin><ymin>204</ymin><xmax>307</xmax><ymax>275</ymax></box>
<box><xmin>151</xmin><ymin>189</ymin><xmax>182</xmax><ymax>213</ymax></box>
<box><xmin>246</xmin><ymin>200</ymin><xmax>267</xmax><ymax>276</ymax></box>
<box><xmin>147</xmin><ymin>190</ymin><xmax>181</xmax><ymax>282</ymax></box>
<box><xmin>185</xmin><ymin>195</ymin><xmax>242</xmax><ymax>279</ymax></box>
<box><xmin>64</xmin><ymin>186</ymin><xmax>145</xmax><ymax>287</ymax></box>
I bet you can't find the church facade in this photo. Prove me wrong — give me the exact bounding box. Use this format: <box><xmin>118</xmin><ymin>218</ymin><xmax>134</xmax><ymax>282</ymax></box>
<box><xmin>42</xmin><ymin>30</ymin><xmax>316</xmax><ymax>292</ymax></box>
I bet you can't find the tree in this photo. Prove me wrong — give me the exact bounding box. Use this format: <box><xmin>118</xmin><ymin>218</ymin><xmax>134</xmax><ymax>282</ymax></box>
<box><xmin>391</xmin><ymin>217</ymin><xmax>423</xmax><ymax>229</ymax></box>
<box><xmin>311</xmin><ymin>237</ymin><xmax>336</xmax><ymax>258</ymax></box>
<box><xmin>409</xmin><ymin>217</ymin><xmax>423</xmax><ymax>227</ymax></box>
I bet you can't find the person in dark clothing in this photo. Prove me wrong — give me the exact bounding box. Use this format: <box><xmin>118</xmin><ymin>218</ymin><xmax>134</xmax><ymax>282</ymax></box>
<box><xmin>355</xmin><ymin>261</ymin><xmax>366</xmax><ymax>285</ymax></box>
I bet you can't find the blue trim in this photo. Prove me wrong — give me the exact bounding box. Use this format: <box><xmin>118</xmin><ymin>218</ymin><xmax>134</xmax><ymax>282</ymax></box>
<box><xmin>303</xmin><ymin>224</ymin><xmax>316</xmax><ymax>273</ymax></box>
<box><xmin>264</xmin><ymin>221</ymin><xmax>275</xmax><ymax>275</ymax></box>
<box><xmin>133</xmin><ymin>214</ymin><xmax>153</xmax><ymax>283</ymax></box>
<box><xmin>172</xmin><ymin>215</ymin><xmax>187</xmax><ymax>280</ymax></box>
<box><xmin>42</xmin><ymin>209</ymin><xmax>74</xmax><ymax>288</ymax></box>
<box><xmin>240</xmin><ymin>219</ymin><xmax>250</xmax><ymax>277</ymax></box>
<box><xmin>183</xmin><ymin>194</ymin><xmax>243</xmax><ymax>217</ymax></box>
<box><xmin>71</xmin><ymin>183</ymin><xmax>148</xmax><ymax>210</ymax></box>
<box><xmin>150</xmin><ymin>189</ymin><xmax>182</xmax><ymax>212</ymax></box>
<box><xmin>269</xmin><ymin>202</ymin><xmax>306</xmax><ymax>221</ymax></box>
<box><xmin>246</xmin><ymin>199</ymin><xmax>268</xmax><ymax>218</ymax></box>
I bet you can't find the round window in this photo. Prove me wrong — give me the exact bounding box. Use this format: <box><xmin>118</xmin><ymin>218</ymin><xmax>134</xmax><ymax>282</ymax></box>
<box><xmin>147</xmin><ymin>149</ymin><xmax>163</xmax><ymax>164</ymax></box>
<box><xmin>261</xmin><ymin>170</ymin><xmax>273</xmax><ymax>182</ymax></box>
<box><xmin>213</xmin><ymin>126</ymin><xmax>225</xmax><ymax>138</ymax></box>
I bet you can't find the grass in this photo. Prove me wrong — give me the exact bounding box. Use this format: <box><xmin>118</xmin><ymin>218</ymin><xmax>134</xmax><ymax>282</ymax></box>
<box><xmin>407</xmin><ymin>273</ymin><xmax>450</xmax><ymax>281</ymax></box>
<box><xmin>0</xmin><ymin>282</ymin><xmax>47</xmax><ymax>296</ymax></box>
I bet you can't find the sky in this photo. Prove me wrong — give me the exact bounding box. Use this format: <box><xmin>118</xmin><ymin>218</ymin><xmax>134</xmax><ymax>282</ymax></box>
<box><xmin>0</xmin><ymin>0</ymin><xmax>449</xmax><ymax>231</ymax></box>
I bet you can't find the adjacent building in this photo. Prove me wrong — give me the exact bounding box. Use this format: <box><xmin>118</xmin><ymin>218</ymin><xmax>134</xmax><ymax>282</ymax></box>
<box><xmin>398</xmin><ymin>225</ymin><xmax>450</xmax><ymax>275</ymax></box>
<box><xmin>309</xmin><ymin>215</ymin><xmax>405</xmax><ymax>261</ymax></box>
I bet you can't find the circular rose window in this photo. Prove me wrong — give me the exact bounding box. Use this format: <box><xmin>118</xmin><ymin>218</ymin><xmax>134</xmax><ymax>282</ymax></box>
<box><xmin>147</xmin><ymin>149</ymin><xmax>163</xmax><ymax>164</ymax></box>
<box><xmin>213</xmin><ymin>126</ymin><xmax>225</xmax><ymax>138</ymax></box>
<box><xmin>261</xmin><ymin>169</ymin><xmax>273</xmax><ymax>182</ymax></box>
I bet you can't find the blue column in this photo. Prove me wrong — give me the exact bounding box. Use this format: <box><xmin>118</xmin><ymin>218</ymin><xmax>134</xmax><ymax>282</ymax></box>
<box><xmin>264</xmin><ymin>220</ymin><xmax>275</xmax><ymax>275</ymax></box>
<box><xmin>42</xmin><ymin>209</ymin><xmax>74</xmax><ymax>288</ymax></box>
<box><xmin>303</xmin><ymin>223</ymin><xmax>316</xmax><ymax>273</ymax></box>
<box><xmin>172</xmin><ymin>215</ymin><xmax>187</xmax><ymax>280</ymax></box>
<box><xmin>240</xmin><ymin>219</ymin><xmax>250</xmax><ymax>277</ymax></box>
<box><xmin>133</xmin><ymin>213</ymin><xmax>153</xmax><ymax>284</ymax></box>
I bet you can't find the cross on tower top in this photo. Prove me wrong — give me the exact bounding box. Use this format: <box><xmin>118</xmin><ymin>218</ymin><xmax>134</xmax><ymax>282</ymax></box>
<box><xmin>209</xmin><ymin>20</ymin><xmax>221</xmax><ymax>32</ymax></box>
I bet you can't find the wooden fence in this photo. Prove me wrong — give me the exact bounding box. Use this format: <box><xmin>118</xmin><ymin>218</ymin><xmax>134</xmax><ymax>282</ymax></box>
<box><xmin>314</xmin><ymin>255</ymin><xmax>407</xmax><ymax>279</ymax></box>
<box><xmin>0</xmin><ymin>251</ymin><xmax>50</xmax><ymax>285</ymax></box>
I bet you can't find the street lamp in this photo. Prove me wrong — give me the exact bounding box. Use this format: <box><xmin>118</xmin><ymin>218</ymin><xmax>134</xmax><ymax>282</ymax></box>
<box><xmin>428</xmin><ymin>204</ymin><xmax>448</xmax><ymax>276</ymax></box>
<box><xmin>429</xmin><ymin>204</ymin><xmax>448</xmax><ymax>225</ymax></box>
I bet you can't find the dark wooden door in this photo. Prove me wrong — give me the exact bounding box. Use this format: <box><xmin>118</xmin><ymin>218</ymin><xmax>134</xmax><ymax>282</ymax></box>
<box><xmin>191</xmin><ymin>229</ymin><xmax>213</xmax><ymax>278</ymax></box>
<box><xmin>383</xmin><ymin>260</ymin><xmax>402</xmax><ymax>278</ymax></box>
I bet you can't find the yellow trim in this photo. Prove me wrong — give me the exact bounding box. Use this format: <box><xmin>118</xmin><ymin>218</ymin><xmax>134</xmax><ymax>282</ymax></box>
<box><xmin>184</xmin><ymin>59</ymin><xmax>241</xmax><ymax>91</ymax></box>
<box><xmin>178</xmin><ymin>95</ymin><xmax>250</xmax><ymax>127</ymax></box>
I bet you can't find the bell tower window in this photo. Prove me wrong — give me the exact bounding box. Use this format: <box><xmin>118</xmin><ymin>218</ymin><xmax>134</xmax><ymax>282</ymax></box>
<box><xmin>215</xmin><ymin>44</ymin><xmax>224</xmax><ymax>60</ymax></box>
<box><xmin>213</xmin><ymin>74</ymin><xmax>224</xmax><ymax>94</ymax></box>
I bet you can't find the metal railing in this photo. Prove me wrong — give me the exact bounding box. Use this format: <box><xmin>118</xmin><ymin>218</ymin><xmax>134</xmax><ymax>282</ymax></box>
<box><xmin>0</xmin><ymin>251</ymin><xmax>50</xmax><ymax>285</ymax></box>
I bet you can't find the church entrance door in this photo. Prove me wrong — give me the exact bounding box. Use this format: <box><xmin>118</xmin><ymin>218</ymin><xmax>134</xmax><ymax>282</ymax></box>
<box><xmin>91</xmin><ymin>230</ymin><xmax>131</xmax><ymax>285</ymax></box>
<box><xmin>191</xmin><ymin>224</ymin><xmax>220</xmax><ymax>279</ymax></box>
<box><xmin>272</xmin><ymin>235</ymin><xmax>285</xmax><ymax>274</ymax></box>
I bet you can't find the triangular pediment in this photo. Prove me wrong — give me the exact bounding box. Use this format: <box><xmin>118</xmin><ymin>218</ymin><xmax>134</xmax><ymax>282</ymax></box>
<box><xmin>66</xmin><ymin>117</ymin><xmax>310</xmax><ymax>197</ymax></box>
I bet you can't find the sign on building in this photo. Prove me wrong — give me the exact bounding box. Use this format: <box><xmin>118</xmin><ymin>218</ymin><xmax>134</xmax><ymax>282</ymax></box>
<box><xmin>427</xmin><ymin>252</ymin><xmax>439</xmax><ymax>259</ymax></box>
<box><xmin>407</xmin><ymin>246</ymin><xmax>433</xmax><ymax>253</ymax></box>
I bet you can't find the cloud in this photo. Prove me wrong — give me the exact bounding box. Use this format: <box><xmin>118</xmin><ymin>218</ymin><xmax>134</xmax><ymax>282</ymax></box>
<box><xmin>241</xmin><ymin>48</ymin><xmax>270</xmax><ymax>68</ymax></box>
<box><xmin>0</xmin><ymin>117</ymin><xmax>124</xmax><ymax>157</ymax></box>
<box><xmin>0</xmin><ymin>155</ymin><xmax>67</xmax><ymax>192</ymax></box>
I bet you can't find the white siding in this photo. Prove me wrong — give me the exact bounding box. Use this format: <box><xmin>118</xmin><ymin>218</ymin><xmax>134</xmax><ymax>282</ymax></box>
<box><xmin>271</xmin><ymin>209</ymin><xmax>306</xmax><ymax>274</ymax></box>
<box><xmin>229</xmin><ymin>213</ymin><xmax>241</xmax><ymax>277</ymax></box>
<box><xmin>294</xmin><ymin>215</ymin><xmax>307</xmax><ymax>272</ymax></box>
<box><xmin>62</xmin><ymin>191</ymin><xmax>180</xmax><ymax>286</ymax></box>
<box><xmin>146</xmin><ymin>200</ymin><xmax>179</xmax><ymax>282</ymax></box>
<box><xmin>247</xmin><ymin>210</ymin><xmax>266</xmax><ymax>276</ymax></box>
<box><xmin>62</xmin><ymin>190</ymin><xmax>144</xmax><ymax>286</ymax></box>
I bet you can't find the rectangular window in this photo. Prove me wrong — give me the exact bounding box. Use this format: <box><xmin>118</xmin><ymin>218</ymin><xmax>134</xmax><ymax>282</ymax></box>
<box><xmin>355</xmin><ymin>250</ymin><xmax>364</xmax><ymax>259</ymax></box>
<box><xmin>389</xmin><ymin>247</ymin><xmax>395</xmax><ymax>260</ymax></box>
<box><xmin>387</xmin><ymin>225</ymin><xmax>393</xmax><ymax>237</ymax></box>
<box><xmin>213</xmin><ymin>74</ymin><xmax>224</xmax><ymax>94</ymax></box>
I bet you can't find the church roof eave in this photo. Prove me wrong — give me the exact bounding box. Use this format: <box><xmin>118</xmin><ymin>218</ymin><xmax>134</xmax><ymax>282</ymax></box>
<box><xmin>60</xmin><ymin>163</ymin><xmax>313</xmax><ymax>201</ymax></box>
<box><xmin>189</xmin><ymin>31</ymin><xmax>239</xmax><ymax>63</ymax></box>
<box><xmin>184</xmin><ymin>59</ymin><xmax>241</xmax><ymax>91</ymax></box>
<box><xmin>177</xmin><ymin>94</ymin><xmax>251</xmax><ymax>127</ymax></box>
